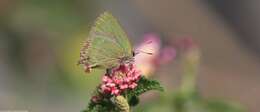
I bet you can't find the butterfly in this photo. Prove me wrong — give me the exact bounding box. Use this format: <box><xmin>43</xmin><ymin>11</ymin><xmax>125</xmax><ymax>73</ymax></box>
<box><xmin>78</xmin><ymin>12</ymin><xmax>134</xmax><ymax>73</ymax></box>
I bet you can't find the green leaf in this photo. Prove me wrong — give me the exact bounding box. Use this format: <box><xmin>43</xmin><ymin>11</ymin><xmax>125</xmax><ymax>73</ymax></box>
<box><xmin>128</xmin><ymin>95</ymin><xmax>139</xmax><ymax>107</ymax></box>
<box><xmin>82</xmin><ymin>97</ymin><xmax>115</xmax><ymax>112</ymax></box>
<box><xmin>127</xmin><ymin>76</ymin><xmax>164</xmax><ymax>99</ymax></box>
<box><xmin>83</xmin><ymin>105</ymin><xmax>111</xmax><ymax>112</ymax></box>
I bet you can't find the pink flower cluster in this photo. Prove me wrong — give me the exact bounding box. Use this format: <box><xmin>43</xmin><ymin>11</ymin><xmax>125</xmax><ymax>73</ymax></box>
<box><xmin>100</xmin><ymin>64</ymin><xmax>142</xmax><ymax>96</ymax></box>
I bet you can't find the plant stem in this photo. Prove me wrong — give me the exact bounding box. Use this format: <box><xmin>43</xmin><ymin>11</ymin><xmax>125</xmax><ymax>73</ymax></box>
<box><xmin>180</xmin><ymin>48</ymin><xmax>200</xmax><ymax>95</ymax></box>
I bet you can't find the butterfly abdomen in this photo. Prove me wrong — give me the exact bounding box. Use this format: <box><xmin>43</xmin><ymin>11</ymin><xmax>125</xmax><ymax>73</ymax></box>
<box><xmin>79</xmin><ymin>39</ymin><xmax>91</xmax><ymax>63</ymax></box>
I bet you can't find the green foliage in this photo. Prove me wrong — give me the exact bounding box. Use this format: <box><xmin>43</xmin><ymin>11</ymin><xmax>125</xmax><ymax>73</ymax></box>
<box><xmin>127</xmin><ymin>76</ymin><xmax>164</xmax><ymax>98</ymax></box>
<box><xmin>82</xmin><ymin>104</ymin><xmax>111</xmax><ymax>112</ymax></box>
<box><xmin>82</xmin><ymin>98</ymin><xmax>115</xmax><ymax>112</ymax></box>
<box><xmin>125</xmin><ymin>76</ymin><xmax>164</xmax><ymax>108</ymax></box>
<box><xmin>128</xmin><ymin>95</ymin><xmax>139</xmax><ymax>107</ymax></box>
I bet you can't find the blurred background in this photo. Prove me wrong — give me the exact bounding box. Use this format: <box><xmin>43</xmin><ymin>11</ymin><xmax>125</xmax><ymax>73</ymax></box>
<box><xmin>0</xmin><ymin>0</ymin><xmax>260</xmax><ymax>112</ymax></box>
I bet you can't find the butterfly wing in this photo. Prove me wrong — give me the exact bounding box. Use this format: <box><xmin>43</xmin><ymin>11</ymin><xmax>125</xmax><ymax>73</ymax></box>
<box><xmin>79</xmin><ymin>12</ymin><xmax>133</xmax><ymax>71</ymax></box>
<box><xmin>94</xmin><ymin>12</ymin><xmax>132</xmax><ymax>55</ymax></box>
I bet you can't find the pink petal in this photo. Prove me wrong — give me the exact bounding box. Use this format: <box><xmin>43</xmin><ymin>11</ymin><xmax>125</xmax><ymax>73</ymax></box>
<box><xmin>129</xmin><ymin>83</ymin><xmax>138</xmax><ymax>89</ymax></box>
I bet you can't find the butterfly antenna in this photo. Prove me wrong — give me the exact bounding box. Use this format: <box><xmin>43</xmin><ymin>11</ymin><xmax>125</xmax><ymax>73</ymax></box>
<box><xmin>135</xmin><ymin>50</ymin><xmax>153</xmax><ymax>55</ymax></box>
<box><xmin>146</xmin><ymin>40</ymin><xmax>153</xmax><ymax>44</ymax></box>
<box><xmin>134</xmin><ymin>40</ymin><xmax>155</xmax><ymax>55</ymax></box>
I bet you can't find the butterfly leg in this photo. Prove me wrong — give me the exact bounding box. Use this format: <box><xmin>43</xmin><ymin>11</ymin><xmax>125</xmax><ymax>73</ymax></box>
<box><xmin>106</xmin><ymin>69</ymin><xmax>113</xmax><ymax>76</ymax></box>
<box><xmin>84</xmin><ymin>63</ymin><xmax>92</xmax><ymax>73</ymax></box>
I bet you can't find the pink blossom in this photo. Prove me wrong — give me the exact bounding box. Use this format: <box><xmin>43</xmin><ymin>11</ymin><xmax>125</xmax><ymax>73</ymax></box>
<box><xmin>154</xmin><ymin>47</ymin><xmax>176</xmax><ymax>66</ymax></box>
<box><xmin>120</xmin><ymin>84</ymin><xmax>128</xmax><ymax>90</ymax></box>
<box><xmin>112</xmin><ymin>77</ymin><xmax>123</xmax><ymax>84</ymax></box>
<box><xmin>129</xmin><ymin>82</ymin><xmax>137</xmax><ymax>89</ymax></box>
<box><xmin>99</xmin><ymin>64</ymin><xmax>141</xmax><ymax>96</ymax></box>
<box><xmin>101</xmin><ymin>84</ymin><xmax>111</xmax><ymax>93</ymax></box>
<box><xmin>134</xmin><ymin>33</ymin><xmax>176</xmax><ymax>75</ymax></box>
<box><xmin>102</xmin><ymin>76</ymin><xmax>112</xmax><ymax>83</ymax></box>
<box><xmin>106</xmin><ymin>82</ymin><xmax>116</xmax><ymax>87</ymax></box>
<box><xmin>111</xmin><ymin>87</ymin><xmax>120</xmax><ymax>96</ymax></box>
<box><xmin>91</xmin><ymin>95</ymin><xmax>102</xmax><ymax>103</ymax></box>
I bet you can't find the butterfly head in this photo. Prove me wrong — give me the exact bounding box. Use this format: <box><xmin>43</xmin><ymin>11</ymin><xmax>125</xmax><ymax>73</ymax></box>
<box><xmin>119</xmin><ymin>55</ymin><xmax>134</xmax><ymax>65</ymax></box>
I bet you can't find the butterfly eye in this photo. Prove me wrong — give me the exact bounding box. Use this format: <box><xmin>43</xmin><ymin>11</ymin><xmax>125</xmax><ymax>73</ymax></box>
<box><xmin>132</xmin><ymin>51</ymin><xmax>136</xmax><ymax>57</ymax></box>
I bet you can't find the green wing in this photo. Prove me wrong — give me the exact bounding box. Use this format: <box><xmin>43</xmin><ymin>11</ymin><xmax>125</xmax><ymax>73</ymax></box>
<box><xmin>81</xmin><ymin>12</ymin><xmax>133</xmax><ymax>69</ymax></box>
<box><xmin>94</xmin><ymin>12</ymin><xmax>132</xmax><ymax>54</ymax></box>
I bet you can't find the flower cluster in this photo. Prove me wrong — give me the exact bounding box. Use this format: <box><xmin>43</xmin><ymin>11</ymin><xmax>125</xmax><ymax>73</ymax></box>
<box><xmin>99</xmin><ymin>64</ymin><xmax>142</xmax><ymax>96</ymax></box>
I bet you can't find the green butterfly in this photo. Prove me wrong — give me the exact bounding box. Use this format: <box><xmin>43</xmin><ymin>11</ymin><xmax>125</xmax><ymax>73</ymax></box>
<box><xmin>78</xmin><ymin>12</ymin><xmax>134</xmax><ymax>73</ymax></box>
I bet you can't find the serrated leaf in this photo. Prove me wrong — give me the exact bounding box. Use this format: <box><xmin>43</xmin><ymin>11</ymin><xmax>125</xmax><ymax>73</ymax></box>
<box><xmin>128</xmin><ymin>95</ymin><xmax>139</xmax><ymax>107</ymax></box>
<box><xmin>83</xmin><ymin>97</ymin><xmax>116</xmax><ymax>112</ymax></box>
<box><xmin>127</xmin><ymin>76</ymin><xmax>164</xmax><ymax>99</ymax></box>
